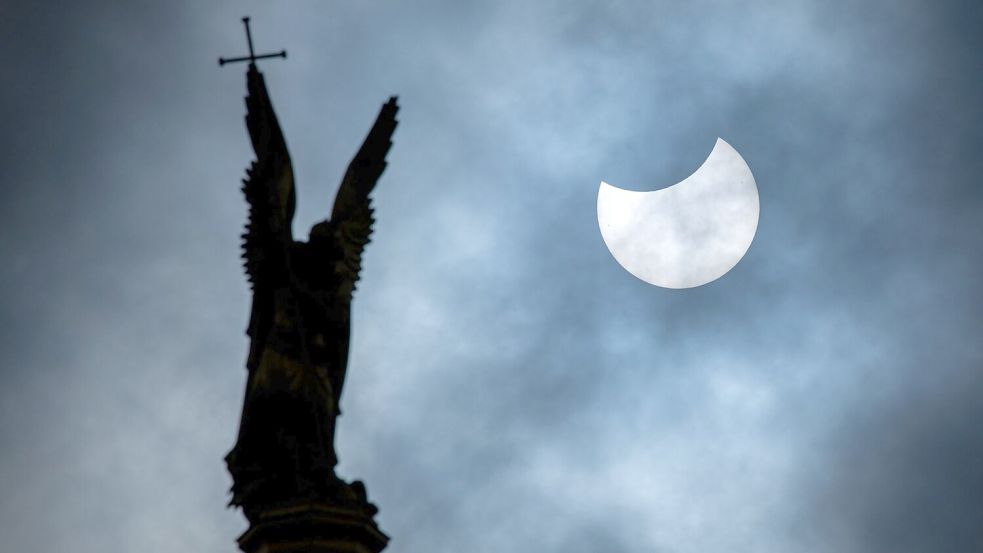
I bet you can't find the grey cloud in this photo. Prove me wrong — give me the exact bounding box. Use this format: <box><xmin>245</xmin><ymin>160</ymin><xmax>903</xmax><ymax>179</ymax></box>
<box><xmin>2</xmin><ymin>1</ymin><xmax>981</xmax><ymax>552</ymax></box>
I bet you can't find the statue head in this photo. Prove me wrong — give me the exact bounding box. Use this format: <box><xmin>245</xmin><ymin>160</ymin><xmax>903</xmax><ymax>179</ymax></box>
<box><xmin>309</xmin><ymin>220</ymin><xmax>333</xmax><ymax>243</ymax></box>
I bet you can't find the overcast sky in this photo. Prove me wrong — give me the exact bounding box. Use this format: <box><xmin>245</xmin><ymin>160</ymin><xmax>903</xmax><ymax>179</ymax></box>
<box><xmin>1</xmin><ymin>1</ymin><xmax>981</xmax><ymax>552</ymax></box>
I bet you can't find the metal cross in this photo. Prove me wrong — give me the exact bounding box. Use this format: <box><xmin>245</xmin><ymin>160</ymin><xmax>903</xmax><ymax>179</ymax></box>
<box><xmin>218</xmin><ymin>17</ymin><xmax>287</xmax><ymax>67</ymax></box>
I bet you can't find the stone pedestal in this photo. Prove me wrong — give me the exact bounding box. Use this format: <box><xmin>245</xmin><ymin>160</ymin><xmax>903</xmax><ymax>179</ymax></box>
<box><xmin>237</xmin><ymin>502</ymin><xmax>388</xmax><ymax>553</ymax></box>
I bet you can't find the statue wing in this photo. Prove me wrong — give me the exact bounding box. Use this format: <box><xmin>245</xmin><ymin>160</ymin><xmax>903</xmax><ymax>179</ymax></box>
<box><xmin>240</xmin><ymin>66</ymin><xmax>296</xmax><ymax>368</ymax></box>
<box><xmin>326</xmin><ymin>96</ymin><xmax>399</xmax><ymax>300</ymax></box>
<box><xmin>241</xmin><ymin>65</ymin><xmax>296</xmax><ymax>293</ymax></box>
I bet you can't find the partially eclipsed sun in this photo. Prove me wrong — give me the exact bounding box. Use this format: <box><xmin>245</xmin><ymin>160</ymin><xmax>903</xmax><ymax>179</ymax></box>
<box><xmin>597</xmin><ymin>138</ymin><xmax>759</xmax><ymax>289</ymax></box>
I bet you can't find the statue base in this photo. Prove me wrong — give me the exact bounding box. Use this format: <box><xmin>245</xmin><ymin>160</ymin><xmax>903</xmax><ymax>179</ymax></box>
<box><xmin>237</xmin><ymin>502</ymin><xmax>388</xmax><ymax>553</ymax></box>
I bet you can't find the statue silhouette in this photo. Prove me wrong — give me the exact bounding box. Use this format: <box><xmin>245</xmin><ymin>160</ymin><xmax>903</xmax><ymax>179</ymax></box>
<box><xmin>224</xmin><ymin>62</ymin><xmax>398</xmax><ymax>523</ymax></box>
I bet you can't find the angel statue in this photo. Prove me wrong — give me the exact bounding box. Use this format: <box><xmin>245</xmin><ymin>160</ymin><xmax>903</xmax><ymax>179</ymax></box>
<box><xmin>224</xmin><ymin>62</ymin><xmax>398</xmax><ymax>523</ymax></box>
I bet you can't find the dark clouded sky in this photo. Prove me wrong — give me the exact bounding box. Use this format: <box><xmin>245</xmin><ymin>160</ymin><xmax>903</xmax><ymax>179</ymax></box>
<box><xmin>2</xmin><ymin>1</ymin><xmax>981</xmax><ymax>551</ymax></box>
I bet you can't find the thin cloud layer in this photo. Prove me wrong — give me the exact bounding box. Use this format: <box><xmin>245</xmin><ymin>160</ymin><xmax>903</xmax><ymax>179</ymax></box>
<box><xmin>1</xmin><ymin>1</ymin><xmax>981</xmax><ymax>552</ymax></box>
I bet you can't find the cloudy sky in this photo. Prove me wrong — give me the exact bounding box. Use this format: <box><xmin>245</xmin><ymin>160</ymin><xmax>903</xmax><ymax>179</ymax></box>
<box><xmin>2</xmin><ymin>1</ymin><xmax>981</xmax><ymax>552</ymax></box>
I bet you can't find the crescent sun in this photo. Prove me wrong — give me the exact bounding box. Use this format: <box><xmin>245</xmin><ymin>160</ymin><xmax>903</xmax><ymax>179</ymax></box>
<box><xmin>597</xmin><ymin>138</ymin><xmax>759</xmax><ymax>289</ymax></box>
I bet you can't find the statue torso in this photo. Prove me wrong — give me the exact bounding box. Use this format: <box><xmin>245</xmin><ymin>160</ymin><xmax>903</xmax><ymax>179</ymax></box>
<box><xmin>255</xmin><ymin>239</ymin><xmax>352</xmax><ymax>393</ymax></box>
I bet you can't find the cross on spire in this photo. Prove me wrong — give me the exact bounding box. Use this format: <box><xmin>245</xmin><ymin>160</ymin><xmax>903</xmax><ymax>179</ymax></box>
<box><xmin>219</xmin><ymin>17</ymin><xmax>287</xmax><ymax>67</ymax></box>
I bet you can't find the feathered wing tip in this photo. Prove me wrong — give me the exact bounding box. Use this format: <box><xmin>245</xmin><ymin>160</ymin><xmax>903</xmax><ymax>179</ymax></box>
<box><xmin>239</xmin><ymin>66</ymin><xmax>296</xmax><ymax>294</ymax></box>
<box><xmin>330</xmin><ymin>97</ymin><xmax>399</xmax><ymax>222</ymax></box>
<box><xmin>325</xmin><ymin>98</ymin><xmax>398</xmax><ymax>300</ymax></box>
